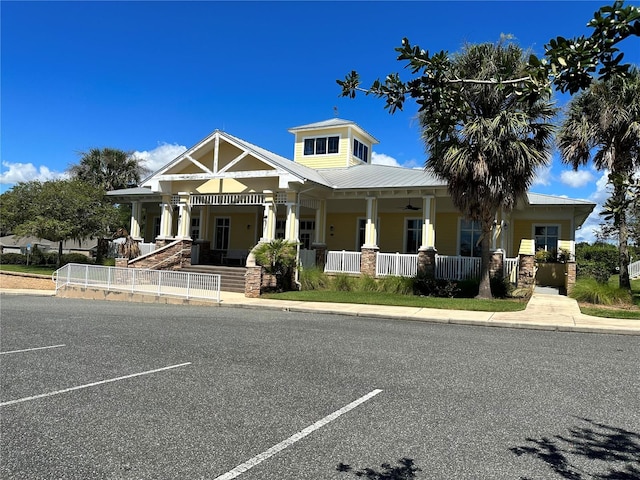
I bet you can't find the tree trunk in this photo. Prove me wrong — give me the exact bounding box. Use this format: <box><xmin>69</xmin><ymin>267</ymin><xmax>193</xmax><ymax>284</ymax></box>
<box><xmin>57</xmin><ymin>240</ymin><xmax>63</xmax><ymax>269</ymax></box>
<box><xmin>476</xmin><ymin>218</ymin><xmax>493</xmax><ymax>299</ymax></box>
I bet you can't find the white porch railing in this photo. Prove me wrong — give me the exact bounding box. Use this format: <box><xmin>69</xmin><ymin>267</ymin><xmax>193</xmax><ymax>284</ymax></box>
<box><xmin>435</xmin><ymin>255</ymin><xmax>481</xmax><ymax>281</ymax></box>
<box><xmin>53</xmin><ymin>263</ymin><xmax>221</xmax><ymax>302</ymax></box>
<box><xmin>504</xmin><ymin>257</ymin><xmax>519</xmax><ymax>283</ymax></box>
<box><xmin>376</xmin><ymin>253</ymin><xmax>419</xmax><ymax>277</ymax></box>
<box><xmin>325</xmin><ymin>250</ymin><xmax>361</xmax><ymax>274</ymax></box>
<box><xmin>630</xmin><ymin>260</ymin><xmax>640</xmax><ymax>279</ymax></box>
<box><xmin>139</xmin><ymin>242</ymin><xmax>157</xmax><ymax>256</ymax></box>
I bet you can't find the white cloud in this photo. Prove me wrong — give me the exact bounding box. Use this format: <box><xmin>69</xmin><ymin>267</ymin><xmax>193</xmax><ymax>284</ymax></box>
<box><xmin>134</xmin><ymin>143</ymin><xmax>187</xmax><ymax>174</ymax></box>
<box><xmin>574</xmin><ymin>171</ymin><xmax>611</xmax><ymax>243</ymax></box>
<box><xmin>372</xmin><ymin>151</ymin><xmax>423</xmax><ymax>169</ymax></box>
<box><xmin>532</xmin><ymin>166</ymin><xmax>552</xmax><ymax>186</ymax></box>
<box><xmin>559</xmin><ymin>169</ymin><xmax>595</xmax><ymax>188</ymax></box>
<box><xmin>371</xmin><ymin>151</ymin><xmax>401</xmax><ymax>167</ymax></box>
<box><xmin>0</xmin><ymin>161</ymin><xmax>66</xmax><ymax>185</ymax></box>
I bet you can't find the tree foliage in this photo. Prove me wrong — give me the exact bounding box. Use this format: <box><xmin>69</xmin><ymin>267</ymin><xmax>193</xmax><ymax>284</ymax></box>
<box><xmin>557</xmin><ymin>68</ymin><xmax>640</xmax><ymax>289</ymax></box>
<box><xmin>0</xmin><ymin>179</ymin><xmax>120</xmax><ymax>266</ymax></box>
<box><xmin>68</xmin><ymin>147</ymin><xmax>150</xmax><ymax>192</ymax></box>
<box><xmin>337</xmin><ymin>1</ymin><xmax>639</xmax><ymax>297</ymax></box>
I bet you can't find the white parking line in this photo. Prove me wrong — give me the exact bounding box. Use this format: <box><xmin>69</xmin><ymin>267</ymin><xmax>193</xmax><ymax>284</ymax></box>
<box><xmin>0</xmin><ymin>362</ymin><xmax>192</xmax><ymax>407</ymax></box>
<box><xmin>214</xmin><ymin>389</ymin><xmax>383</xmax><ymax>480</ymax></box>
<box><xmin>0</xmin><ymin>344</ymin><xmax>66</xmax><ymax>355</ymax></box>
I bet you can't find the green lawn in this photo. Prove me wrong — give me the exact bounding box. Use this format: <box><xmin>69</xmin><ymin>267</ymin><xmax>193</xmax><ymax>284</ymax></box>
<box><xmin>0</xmin><ymin>264</ymin><xmax>57</xmax><ymax>276</ymax></box>
<box><xmin>577</xmin><ymin>276</ymin><xmax>640</xmax><ymax>320</ymax></box>
<box><xmin>263</xmin><ymin>290</ymin><xmax>527</xmax><ymax>312</ymax></box>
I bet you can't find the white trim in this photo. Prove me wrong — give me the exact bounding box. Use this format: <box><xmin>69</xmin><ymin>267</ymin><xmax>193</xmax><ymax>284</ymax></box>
<box><xmin>185</xmin><ymin>154</ymin><xmax>214</xmax><ymax>175</ymax></box>
<box><xmin>217</xmin><ymin>151</ymin><xmax>250</xmax><ymax>174</ymax></box>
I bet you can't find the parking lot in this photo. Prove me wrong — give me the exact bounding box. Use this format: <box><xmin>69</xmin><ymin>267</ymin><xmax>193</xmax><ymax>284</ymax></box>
<box><xmin>2</xmin><ymin>295</ymin><xmax>639</xmax><ymax>479</ymax></box>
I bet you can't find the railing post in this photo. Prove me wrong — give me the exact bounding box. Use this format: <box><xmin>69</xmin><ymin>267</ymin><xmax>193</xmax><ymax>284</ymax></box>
<box><xmin>107</xmin><ymin>266</ymin><xmax>112</xmax><ymax>290</ymax></box>
<box><xmin>158</xmin><ymin>270</ymin><xmax>163</xmax><ymax>296</ymax></box>
<box><xmin>132</xmin><ymin>269</ymin><xmax>136</xmax><ymax>293</ymax></box>
<box><xmin>395</xmin><ymin>252</ymin><xmax>400</xmax><ymax>277</ymax></box>
<box><xmin>84</xmin><ymin>265</ymin><xmax>89</xmax><ymax>288</ymax></box>
<box><xmin>186</xmin><ymin>273</ymin><xmax>191</xmax><ymax>299</ymax></box>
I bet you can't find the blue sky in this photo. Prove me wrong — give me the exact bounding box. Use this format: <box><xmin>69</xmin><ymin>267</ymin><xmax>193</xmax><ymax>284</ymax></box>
<box><xmin>2</xmin><ymin>1</ymin><xmax>639</xmax><ymax>242</ymax></box>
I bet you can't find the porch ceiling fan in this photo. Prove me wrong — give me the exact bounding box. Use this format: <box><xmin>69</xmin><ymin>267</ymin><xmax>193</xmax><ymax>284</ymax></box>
<box><xmin>401</xmin><ymin>200</ymin><xmax>421</xmax><ymax>211</ymax></box>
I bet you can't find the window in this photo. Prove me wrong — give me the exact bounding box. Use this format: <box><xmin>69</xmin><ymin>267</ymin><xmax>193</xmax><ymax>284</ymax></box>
<box><xmin>459</xmin><ymin>219</ymin><xmax>482</xmax><ymax>257</ymax></box>
<box><xmin>275</xmin><ymin>219</ymin><xmax>286</xmax><ymax>239</ymax></box>
<box><xmin>353</xmin><ymin>139</ymin><xmax>369</xmax><ymax>163</ymax></box>
<box><xmin>534</xmin><ymin>225</ymin><xmax>559</xmax><ymax>254</ymax></box>
<box><xmin>299</xmin><ymin>220</ymin><xmax>315</xmax><ymax>249</ymax></box>
<box><xmin>191</xmin><ymin>217</ymin><xmax>200</xmax><ymax>239</ymax></box>
<box><xmin>214</xmin><ymin>217</ymin><xmax>230</xmax><ymax>250</ymax></box>
<box><xmin>303</xmin><ymin>136</ymin><xmax>339</xmax><ymax>155</ymax></box>
<box><xmin>405</xmin><ymin>219</ymin><xmax>423</xmax><ymax>253</ymax></box>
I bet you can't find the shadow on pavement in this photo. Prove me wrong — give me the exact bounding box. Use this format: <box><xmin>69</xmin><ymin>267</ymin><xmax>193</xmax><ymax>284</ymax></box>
<box><xmin>336</xmin><ymin>457</ymin><xmax>421</xmax><ymax>479</ymax></box>
<box><xmin>511</xmin><ymin>417</ymin><xmax>640</xmax><ymax>479</ymax></box>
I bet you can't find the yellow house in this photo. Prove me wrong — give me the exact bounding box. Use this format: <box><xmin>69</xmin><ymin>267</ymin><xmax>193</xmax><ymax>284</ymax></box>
<box><xmin>107</xmin><ymin>118</ymin><xmax>595</xmax><ymax>290</ymax></box>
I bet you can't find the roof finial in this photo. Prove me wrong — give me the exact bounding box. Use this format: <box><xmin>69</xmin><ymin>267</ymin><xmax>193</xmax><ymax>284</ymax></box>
<box><xmin>333</xmin><ymin>106</ymin><xmax>339</xmax><ymax>118</ymax></box>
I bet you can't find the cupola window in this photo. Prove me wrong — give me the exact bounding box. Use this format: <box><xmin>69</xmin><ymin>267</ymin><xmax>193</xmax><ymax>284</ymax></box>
<box><xmin>303</xmin><ymin>136</ymin><xmax>340</xmax><ymax>155</ymax></box>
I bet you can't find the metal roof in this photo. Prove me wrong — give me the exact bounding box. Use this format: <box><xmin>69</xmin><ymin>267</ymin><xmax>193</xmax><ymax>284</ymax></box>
<box><xmin>288</xmin><ymin>118</ymin><xmax>379</xmax><ymax>143</ymax></box>
<box><xmin>526</xmin><ymin>192</ymin><xmax>595</xmax><ymax>206</ymax></box>
<box><xmin>318</xmin><ymin>164</ymin><xmax>447</xmax><ymax>190</ymax></box>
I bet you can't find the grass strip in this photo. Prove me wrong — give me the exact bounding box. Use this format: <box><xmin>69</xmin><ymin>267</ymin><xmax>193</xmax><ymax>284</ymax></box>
<box><xmin>263</xmin><ymin>290</ymin><xmax>527</xmax><ymax>312</ymax></box>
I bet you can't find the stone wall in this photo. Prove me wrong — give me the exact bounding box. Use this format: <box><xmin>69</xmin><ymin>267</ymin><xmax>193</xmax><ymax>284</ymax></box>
<box><xmin>517</xmin><ymin>254</ymin><xmax>536</xmax><ymax>289</ymax></box>
<box><xmin>126</xmin><ymin>239</ymin><xmax>193</xmax><ymax>270</ymax></box>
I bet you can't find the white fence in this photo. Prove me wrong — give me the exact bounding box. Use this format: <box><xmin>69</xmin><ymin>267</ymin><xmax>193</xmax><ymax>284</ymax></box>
<box><xmin>630</xmin><ymin>260</ymin><xmax>640</xmax><ymax>279</ymax></box>
<box><xmin>322</xmin><ymin>250</ymin><xmax>520</xmax><ymax>282</ymax></box>
<box><xmin>435</xmin><ymin>255</ymin><xmax>482</xmax><ymax>281</ymax></box>
<box><xmin>376</xmin><ymin>253</ymin><xmax>419</xmax><ymax>277</ymax></box>
<box><xmin>53</xmin><ymin>263</ymin><xmax>221</xmax><ymax>302</ymax></box>
<box><xmin>325</xmin><ymin>250</ymin><xmax>361</xmax><ymax>274</ymax></box>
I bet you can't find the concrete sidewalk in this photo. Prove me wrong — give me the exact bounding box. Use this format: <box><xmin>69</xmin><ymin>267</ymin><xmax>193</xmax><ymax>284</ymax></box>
<box><xmin>1</xmin><ymin>287</ymin><xmax>638</xmax><ymax>335</ymax></box>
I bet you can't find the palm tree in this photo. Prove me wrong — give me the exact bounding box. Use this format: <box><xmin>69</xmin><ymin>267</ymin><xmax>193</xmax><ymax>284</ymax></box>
<box><xmin>421</xmin><ymin>41</ymin><xmax>556</xmax><ymax>298</ymax></box>
<box><xmin>69</xmin><ymin>148</ymin><xmax>150</xmax><ymax>192</ymax></box>
<box><xmin>557</xmin><ymin>68</ymin><xmax>640</xmax><ymax>290</ymax></box>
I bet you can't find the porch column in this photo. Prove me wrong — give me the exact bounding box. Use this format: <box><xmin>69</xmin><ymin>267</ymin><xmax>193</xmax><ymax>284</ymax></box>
<box><xmin>312</xmin><ymin>199</ymin><xmax>327</xmax><ymax>269</ymax></box>
<box><xmin>313</xmin><ymin>199</ymin><xmax>326</xmax><ymax>246</ymax></box>
<box><xmin>159</xmin><ymin>195</ymin><xmax>174</xmax><ymax>239</ymax></box>
<box><xmin>261</xmin><ymin>190</ymin><xmax>277</xmax><ymax>242</ymax></box>
<box><xmin>363</xmin><ymin>196</ymin><xmax>378</xmax><ymax>248</ymax></box>
<box><xmin>129</xmin><ymin>201</ymin><xmax>142</xmax><ymax>239</ymax></box>
<box><xmin>199</xmin><ymin>206</ymin><xmax>209</xmax><ymax>240</ymax></box>
<box><xmin>420</xmin><ymin>195</ymin><xmax>435</xmax><ymax>249</ymax></box>
<box><xmin>177</xmin><ymin>192</ymin><xmax>192</xmax><ymax>239</ymax></box>
<box><xmin>284</xmin><ymin>191</ymin><xmax>299</xmax><ymax>243</ymax></box>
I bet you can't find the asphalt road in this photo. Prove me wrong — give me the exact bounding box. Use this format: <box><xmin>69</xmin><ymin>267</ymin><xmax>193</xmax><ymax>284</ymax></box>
<box><xmin>1</xmin><ymin>295</ymin><xmax>639</xmax><ymax>480</ymax></box>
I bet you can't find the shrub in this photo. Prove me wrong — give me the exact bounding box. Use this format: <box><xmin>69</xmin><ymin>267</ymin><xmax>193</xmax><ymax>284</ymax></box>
<box><xmin>377</xmin><ymin>275</ymin><xmax>413</xmax><ymax>295</ymax></box>
<box><xmin>490</xmin><ymin>277</ymin><xmax>513</xmax><ymax>299</ymax></box>
<box><xmin>457</xmin><ymin>280</ymin><xmax>480</xmax><ymax>298</ymax></box>
<box><xmin>0</xmin><ymin>253</ymin><xmax>27</xmax><ymax>265</ymax></box>
<box><xmin>576</xmin><ymin>243</ymin><xmax>619</xmax><ymax>274</ymax></box>
<box><xmin>332</xmin><ymin>273</ymin><xmax>354</xmax><ymax>292</ymax></box>
<box><xmin>356</xmin><ymin>274</ymin><xmax>378</xmax><ymax>292</ymax></box>
<box><xmin>571</xmin><ymin>278</ymin><xmax>632</xmax><ymax>306</ymax></box>
<box><xmin>412</xmin><ymin>275</ymin><xmax>460</xmax><ymax>298</ymax></box>
<box><xmin>60</xmin><ymin>254</ymin><xmax>93</xmax><ymax>266</ymax></box>
<box><xmin>577</xmin><ymin>261</ymin><xmax>611</xmax><ymax>284</ymax></box>
<box><xmin>299</xmin><ymin>267</ymin><xmax>330</xmax><ymax>291</ymax></box>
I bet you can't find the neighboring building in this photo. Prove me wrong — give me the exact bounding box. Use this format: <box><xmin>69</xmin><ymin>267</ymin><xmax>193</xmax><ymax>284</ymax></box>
<box><xmin>0</xmin><ymin>235</ymin><xmax>98</xmax><ymax>257</ymax></box>
<box><xmin>106</xmin><ymin>118</ymin><xmax>595</xmax><ymax>291</ymax></box>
